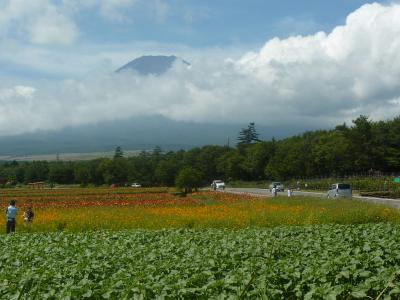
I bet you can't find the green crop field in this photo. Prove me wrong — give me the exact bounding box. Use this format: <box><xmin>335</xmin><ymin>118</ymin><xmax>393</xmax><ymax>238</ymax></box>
<box><xmin>1</xmin><ymin>224</ymin><xmax>400</xmax><ymax>299</ymax></box>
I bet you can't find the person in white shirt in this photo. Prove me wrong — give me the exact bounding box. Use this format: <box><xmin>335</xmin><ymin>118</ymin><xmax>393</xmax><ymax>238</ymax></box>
<box><xmin>271</xmin><ymin>186</ymin><xmax>277</xmax><ymax>197</ymax></box>
<box><xmin>5</xmin><ymin>200</ymin><xmax>17</xmax><ymax>234</ymax></box>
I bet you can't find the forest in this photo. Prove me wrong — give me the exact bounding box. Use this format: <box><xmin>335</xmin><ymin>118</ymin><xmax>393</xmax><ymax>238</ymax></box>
<box><xmin>0</xmin><ymin>115</ymin><xmax>400</xmax><ymax>187</ymax></box>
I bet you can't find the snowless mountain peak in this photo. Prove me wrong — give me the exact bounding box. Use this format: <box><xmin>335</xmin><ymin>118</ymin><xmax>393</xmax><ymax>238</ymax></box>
<box><xmin>116</xmin><ymin>55</ymin><xmax>190</xmax><ymax>75</ymax></box>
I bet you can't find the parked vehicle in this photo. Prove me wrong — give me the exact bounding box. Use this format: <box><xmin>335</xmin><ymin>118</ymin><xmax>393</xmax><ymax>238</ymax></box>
<box><xmin>269</xmin><ymin>182</ymin><xmax>284</xmax><ymax>192</ymax></box>
<box><xmin>211</xmin><ymin>180</ymin><xmax>225</xmax><ymax>190</ymax></box>
<box><xmin>131</xmin><ymin>183</ymin><xmax>142</xmax><ymax>188</ymax></box>
<box><xmin>327</xmin><ymin>183</ymin><xmax>352</xmax><ymax>198</ymax></box>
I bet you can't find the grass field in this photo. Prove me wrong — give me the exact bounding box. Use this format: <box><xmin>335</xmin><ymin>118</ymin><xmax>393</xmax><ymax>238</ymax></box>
<box><xmin>1</xmin><ymin>187</ymin><xmax>400</xmax><ymax>233</ymax></box>
<box><xmin>2</xmin><ymin>187</ymin><xmax>400</xmax><ymax>299</ymax></box>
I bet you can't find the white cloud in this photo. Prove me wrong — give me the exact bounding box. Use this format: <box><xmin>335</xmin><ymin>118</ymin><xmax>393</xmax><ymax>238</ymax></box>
<box><xmin>29</xmin><ymin>13</ymin><xmax>79</xmax><ymax>45</ymax></box>
<box><xmin>0</xmin><ymin>0</ymin><xmax>79</xmax><ymax>45</ymax></box>
<box><xmin>0</xmin><ymin>0</ymin><xmax>141</xmax><ymax>45</ymax></box>
<box><xmin>0</xmin><ymin>85</ymin><xmax>35</xmax><ymax>100</ymax></box>
<box><xmin>1</xmin><ymin>3</ymin><xmax>400</xmax><ymax>136</ymax></box>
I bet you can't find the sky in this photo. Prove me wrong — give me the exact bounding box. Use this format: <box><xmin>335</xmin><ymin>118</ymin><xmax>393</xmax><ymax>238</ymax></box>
<box><xmin>1</xmin><ymin>0</ymin><xmax>400</xmax><ymax>136</ymax></box>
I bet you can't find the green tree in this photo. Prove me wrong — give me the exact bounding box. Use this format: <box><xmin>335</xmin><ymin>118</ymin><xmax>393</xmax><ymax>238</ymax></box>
<box><xmin>48</xmin><ymin>163</ymin><xmax>74</xmax><ymax>184</ymax></box>
<box><xmin>346</xmin><ymin>115</ymin><xmax>373</xmax><ymax>172</ymax></box>
<box><xmin>217</xmin><ymin>150</ymin><xmax>245</xmax><ymax>180</ymax></box>
<box><xmin>74</xmin><ymin>162</ymin><xmax>92</xmax><ymax>186</ymax></box>
<box><xmin>265</xmin><ymin>137</ymin><xmax>308</xmax><ymax>180</ymax></box>
<box><xmin>310</xmin><ymin>131</ymin><xmax>351</xmax><ymax>177</ymax></box>
<box><xmin>101</xmin><ymin>159</ymin><xmax>128</xmax><ymax>185</ymax></box>
<box><xmin>154</xmin><ymin>159</ymin><xmax>179</xmax><ymax>186</ymax></box>
<box><xmin>114</xmin><ymin>146</ymin><xmax>124</xmax><ymax>159</ymax></box>
<box><xmin>175</xmin><ymin>167</ymin><xmax>203</xmax><ymax>193</ymax></box>
<box><xmin>183</xmin><ymin>146</ymin><xmax>228</xmax><ymax>182</ymax></box>
<box><xmin>240</xmin><ymin>142</ymin><xmax>275</xmax><ymax>180</ymax></box>
<box><xmin>385</xmin><ymin>117</ymin><xmax>400</xmax><ymax>170</ymax></box>
<box><xmin>237</xmin><ymin>122</ymin><xmax>260</xmax><ymax>147</ymax></box>
<box><xmin>24</xmin><ymin>161</ymin><xmax>49</xmax><ymax>183</ymax></box>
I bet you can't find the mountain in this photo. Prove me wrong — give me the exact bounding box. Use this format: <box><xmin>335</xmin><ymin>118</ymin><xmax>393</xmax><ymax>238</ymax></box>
<box><xmin>115</xmin><ymin>55</ymin><xmax>190</xmax><ymax>75</ymax></box>
<box><xmin>0</xmin><ymin>116</ymin><xmax>312</xmax><ymax>156</ymax></box>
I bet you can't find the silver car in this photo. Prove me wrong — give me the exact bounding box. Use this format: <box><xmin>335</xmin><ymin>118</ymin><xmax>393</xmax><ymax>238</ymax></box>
<box><xmin>327</xmin><ymin>183</ymin><xmax>352</xmax><ymax>198</ymax></box>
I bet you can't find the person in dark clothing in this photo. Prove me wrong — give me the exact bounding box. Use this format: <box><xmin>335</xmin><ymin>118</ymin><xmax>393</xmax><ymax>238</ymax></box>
<box><xmin>5</xmin><ymin>200</ymin><xmax>17</xmax><ymax>234</ymax></box>
<box><xmin>23</xmin><ymin>207</ymin><xmax>34</xmax><ymax>224</ymax></box>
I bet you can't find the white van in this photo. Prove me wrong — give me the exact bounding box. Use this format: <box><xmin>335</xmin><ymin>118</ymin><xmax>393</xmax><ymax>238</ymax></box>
<box><xmin>269</xmin><ymin>182</ymin><xmax>284</xmax><ymax>192</ymax></box>
<box><xmin>327</xmin><ymin>183</ymin><xmax>352</xmax><ymax>198</ymax></box>
<box><xmin>211</xmin><ymin>180</ymin><xmax>225</xmax><ymax>190</ymax></box>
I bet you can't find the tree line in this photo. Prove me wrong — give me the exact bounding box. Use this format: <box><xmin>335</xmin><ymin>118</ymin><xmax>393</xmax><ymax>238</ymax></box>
<box><xmin>0</xmin><ymin>116</ymin><xmax>399</xmax><ymax>187</ymax></box>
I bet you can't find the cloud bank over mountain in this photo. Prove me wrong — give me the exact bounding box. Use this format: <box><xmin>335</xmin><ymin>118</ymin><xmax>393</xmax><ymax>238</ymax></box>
<box><xmin>1</xmin><ymin>3</ymin><xmax>400</xmax><ymax>136</ymax></box>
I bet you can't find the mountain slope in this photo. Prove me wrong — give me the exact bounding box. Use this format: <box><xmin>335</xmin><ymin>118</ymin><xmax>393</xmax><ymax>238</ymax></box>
<box><xmin>0</xmin><ymin>116</ymin><xmax>311</xmax><ymax>156</ymax></box>
<box><xmin>116</xmin><ymin>55</ymin><xmax>189</xmax><ymax>75</ymax></box>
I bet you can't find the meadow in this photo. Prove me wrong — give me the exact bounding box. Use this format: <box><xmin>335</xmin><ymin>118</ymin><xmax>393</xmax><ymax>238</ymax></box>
<box><xmin>2</xmin><ymin>187</ymin><xmax>400</xmax><ymax>299</ymax></box>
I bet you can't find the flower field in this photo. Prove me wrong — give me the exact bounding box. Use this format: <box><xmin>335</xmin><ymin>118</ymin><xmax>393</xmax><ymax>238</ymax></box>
<box><xmin>2</xmin><ymin>188</ymin><xmax>400</xmax><ymax>299</ymax></box>
<box><xmin>1</xmin><ymin>187</ymin><xmax>400</xmax><ymax>232</ymax></box>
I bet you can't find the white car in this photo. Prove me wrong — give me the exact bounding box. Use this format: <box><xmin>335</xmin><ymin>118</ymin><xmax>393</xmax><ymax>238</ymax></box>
<box><xmin>269</xmin><ymin>182</ymin><xmax>284</xmax><ymax>192</ymax></box>
<box><xmin>211</xmin><ymin>180</ymin><xmax>225</xmax><ymax>190</ymax></box>
<box><xmin>327</xmin><ymin>183</ymin><xmax>352</xmax><ymax>198</ymax></box>
<box><xmin>131</xmin><ymin>183</ymin><xmax>142</xmax><ymax>188</ymax></box>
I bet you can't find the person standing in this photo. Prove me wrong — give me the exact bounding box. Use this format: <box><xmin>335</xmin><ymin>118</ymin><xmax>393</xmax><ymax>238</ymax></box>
<box><xmin>6</xmin><ymin>200</ymin><xmax>17</xmax><ymax>234</ymax></box>
<box><xmin>287</xmin><ymin>187</ymin><xmax>292</xmax><ymax>197</ymax></box>
<box><xmin>271</xmin><ymin>186</ymin><xmax>277</xmax><ymax>197</ymax></box>
<box><xmin>23</xmin><ymin>207</ymin><xmax>34</xmax><ymax>224</ymax></box>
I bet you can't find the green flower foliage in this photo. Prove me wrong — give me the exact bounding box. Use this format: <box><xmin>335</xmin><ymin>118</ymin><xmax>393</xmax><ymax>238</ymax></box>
<box><xmin>1</xmin><ymin>224</ymin><xmax>400</xmax><ymax>299</ymax></box>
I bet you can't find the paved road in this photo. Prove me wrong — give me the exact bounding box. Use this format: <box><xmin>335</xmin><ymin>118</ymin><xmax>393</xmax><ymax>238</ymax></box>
<box><xmin>224</xmin><ymin>187</ymin><xmax>400</xmax><ymax>209</ymax></box>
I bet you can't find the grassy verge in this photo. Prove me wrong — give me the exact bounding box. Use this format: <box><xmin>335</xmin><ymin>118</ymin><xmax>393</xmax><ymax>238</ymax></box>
<box><xmin>226</xmin><ymin>180</ymin><xmax>267</xmax><ymax>188</ymax></box>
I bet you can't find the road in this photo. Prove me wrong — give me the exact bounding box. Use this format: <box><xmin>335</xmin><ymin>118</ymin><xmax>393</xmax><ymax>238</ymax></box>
<box><xmin>224</xmin><ymin>187</ymin><xmax>400</xmax><ymax>209</ymax></box>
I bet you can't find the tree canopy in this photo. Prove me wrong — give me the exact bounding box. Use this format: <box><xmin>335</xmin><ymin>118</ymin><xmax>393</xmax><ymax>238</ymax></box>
<box><xmin>1</xmin><ymin>115</ymin><xmax>400</xmax><ymax>186</ymax></box>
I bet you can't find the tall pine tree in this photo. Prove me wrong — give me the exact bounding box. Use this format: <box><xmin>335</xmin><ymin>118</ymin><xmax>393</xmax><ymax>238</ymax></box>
<box><xmin>114</xmin><ymin>146</ymin><xmax>124</xmax><ymax>159</ymax></box>
<box><xmin>237</xmin><ymin>122</ymin><xmax>260</xmax><ymax>146</ymax></box>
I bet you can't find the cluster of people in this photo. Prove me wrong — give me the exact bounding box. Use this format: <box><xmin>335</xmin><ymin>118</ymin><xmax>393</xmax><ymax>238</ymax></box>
<box><xmin>5</xmin><ymin>200</ymin><xmax>34</xmax><ymax>234</ymax></box>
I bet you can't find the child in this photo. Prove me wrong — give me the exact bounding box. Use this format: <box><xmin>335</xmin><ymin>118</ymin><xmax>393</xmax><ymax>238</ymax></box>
<box><xmin>5</xmin><ymin>200</ymin><xmax>17</xmax><ymax>234</ymax></box>
<box><xmin>23</xmin><ymin>207</ymin><xmax>34</xmax><ymax>224</ymax></box>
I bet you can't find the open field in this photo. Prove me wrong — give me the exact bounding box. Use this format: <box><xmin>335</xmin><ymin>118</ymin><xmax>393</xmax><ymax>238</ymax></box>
<box><xmin>1</xmin><ymin>188</ymin><xmax>400</xmax><ymax>232</ymax></box>
<box><xmin>2</xmin><ymin>188</ymin><xmax>400</xmax><ymax>299</ymax></box>
<box><xmin>0</xmin><ymin>150</ymin><xmax>144</xmax><ymax>162</ymax></box>
<box><xmin>2</xmin><ymin>224</ymin><xmax>400</xmax><ymax>299</ymax></box>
